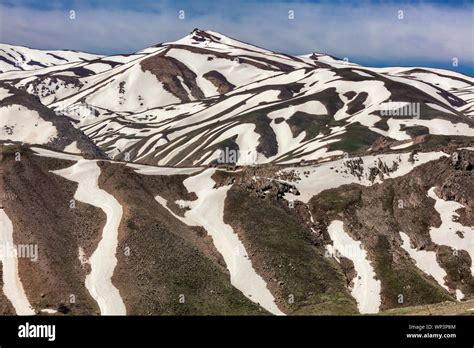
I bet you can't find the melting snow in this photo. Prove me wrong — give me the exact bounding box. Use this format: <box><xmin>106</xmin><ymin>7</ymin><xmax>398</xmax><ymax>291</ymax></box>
<box><xmin>351</xmin><ymin>70</ymin><xmax>373</xmax><ymax>78</ymax></box>
<box><xmin>52</xmin><ymin>160</ymin><xmax>126</xmax><ymax>315</ymax></box>
<box><xmin>32</xmin><ymin>147</ymin><xmax>82</xmax><ymax>161</ymax></box>
<box><xmin>326</xmin><ymin>220</ymin><xmax>381</xmax><ymax>314</ymax></box>
<box><xmin>127</xmin><ymin>163</ymin><xmax>202</xmax><ymax>176</ymax></box>
<box><xmin>0</xmin><ymin>105</ymin><xmax>57</xmax><ymax>144</ymax></box>
<box><xmin>284</xmin><ymin>151</ymin><xmax>447</xmax><ymax>203</ymax></box>
<box><xmin>63</xmin><ymin>141</ymin><xmax>81</xmax><ymax>154</ymax></box>
<box><xmin>456</xmin><ymin>289</ymin><xmax>465</xmax><ymax>301</ymax></box>
<box><xmin>155</xmin><ymin>169</ymin><xmax>284</xmax><ymax>315</ymax></box>
<box><xmin>427</xmin><ymin>187</ymin><xmax>474</xmax><ymax>274</ymax></box>
<box><xmin>390</xmin><ymin>141</ymin><xmax>414</xmax><ymax>150</ymax></box>
<box><xmin>0</xmin><ymin>87</ymin><xmax>12</xmax><ymax>100</ymax></box>
<box><xmin>40</xmin><ymin>308</ymin><xmax>57</xmax><ymax>314</ymax></box>
<box><xmin>426</xmin><ymin>102</ymin><xmax>456</xmax><ymax>115</ymax></box>
<box><xmin>0</xmin><ymin>209</ymin><xmax>35</xmax><ymax>315</ymax></box>
<box><xmin>399</xmin><ymin>232</ymin><xmax>448</xmax><ymax>291</ymax></box>
<box><xmin>383</xmin><ymin>118</ymin><xmax>474</xmax><ymax>141</ymax></box>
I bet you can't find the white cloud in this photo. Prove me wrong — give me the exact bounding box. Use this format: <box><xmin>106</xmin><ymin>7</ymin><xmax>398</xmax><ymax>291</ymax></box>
<box><xmin>0</xmin><ymin>1</ymin><xmax>472</xmax><ymax>67</ymax></box>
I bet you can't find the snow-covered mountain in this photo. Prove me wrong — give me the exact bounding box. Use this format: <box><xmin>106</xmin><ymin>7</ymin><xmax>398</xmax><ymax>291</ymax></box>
<box><xmin>0</xmin><ymin>29</ymin><xmax>473</xmax><ymax>316</ymax></box>
<box><xmin>1</xmin><ymin>29</ymin><xmax>473</xmax><ymax>165</ymax></box>
<box><xmin>0</xmin><ymin>43</ymin><xmax>102</xmax><ymax>73</ymax></box>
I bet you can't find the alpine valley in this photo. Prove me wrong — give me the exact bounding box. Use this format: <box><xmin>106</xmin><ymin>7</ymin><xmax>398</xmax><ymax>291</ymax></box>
<box><xmin>0</xmin><ymin>29</ymin><xmax>473</xmax><ymax>316</ymax></box>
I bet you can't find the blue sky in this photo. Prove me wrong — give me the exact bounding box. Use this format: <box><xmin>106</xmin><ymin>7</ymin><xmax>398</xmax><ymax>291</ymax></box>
<box><xmin>1</xmin><ymin>0</ymin><xmax>473</xmax><ymax>75</ymax></box>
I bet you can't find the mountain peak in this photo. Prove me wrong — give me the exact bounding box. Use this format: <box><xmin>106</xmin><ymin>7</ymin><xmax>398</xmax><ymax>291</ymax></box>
<box><xmin>161</xmin><ymin>28</ymin><xmax>227</xmax><ymax>48</ymax></box>
<box><xmin>190</xmin><ymin>28</ymin><xmax>210</xmax><ymax>35</ymax></box>
<box><xmin>188</xmin><ymin>28</ymin><xmax>223</xmax><ymax>42</ymax></box>
<box><xmin>168</xmin><ymin>28</ymin><xmax>278</xmax><ymax>57</ymax></box>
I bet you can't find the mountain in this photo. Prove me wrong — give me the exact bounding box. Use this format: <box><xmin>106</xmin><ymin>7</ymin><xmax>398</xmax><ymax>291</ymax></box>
<box><xmin>0</xmin><ymin>82</ymin><xmax>105</xmax><ymax>157</ymax></box>
<box><xmin>0</xmin><ymin>29</ymin><xmax>473</xmax><ymax>316</ymax></box>
<box><xmin>0</xmin><ymin>43</ymin><xmax>102</xmax><ymax>73</ymax></box>
<box><xmin>2</xmin><ymin>29</ymin><xmax>473</xmax><ymax>166</ymax></box>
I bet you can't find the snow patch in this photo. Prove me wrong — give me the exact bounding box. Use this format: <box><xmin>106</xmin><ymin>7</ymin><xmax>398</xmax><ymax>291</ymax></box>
<box><xmin>52</xmin><ymin>160</ymin><xmax>126</xmax><ymax>315</ymax></box>
<box><xmin>427</xmin><ymin>187</ymin><xmax>474</xmax><ymax>274</ymax></box>
<box><xmin>127</xmin><ymin>163</ymin><xmax>202</xmax><ymax>176</ymax></box>
<box><xmin>381</xmin><ymin>118</ymin><xmax>474</xmax><ymax>141</ymax></box>
<box><xmin>326</xmin><ymin>220</ymin><xmax>381</xmax><ymax>313</ymax></box>
<box><xmin>284</xmin><ymin>151</ymin><xmax>447</xmax><ymax>203</ymax></box>
<box><xmin>40</xmin><ymin>308</ymin><xmax>57</xmax><ymax>314</ymax></box>
<box><xmin>0</xmin><ymin>87</ymin><xmax>12</xmax><ymax>100</ymax></box>
<box><xmin>64</xmin><ymin>141</ymin><xmax>81</xmax><ymax>154</ymax></box>
<box><xmin>32</xmin><ymin>147</ymin><xmax>83</xmax><ymax>161</ymax></box>
<box><xmin>0</xmin><ymin>209</ymin><xmax>35</xmax><ymax>315</ymax></box>
<box><xmin>390</xmin><ymin>141</ymin><xmax>414</xmax><ymax>150</ymax></box>
<box><xmin>0</xmin><ymin>105</ymin><xmax>57</xmax><ymax>144</ymax></box>
<box><xmin>399</xmin><ymin>232</ymin><xmax>448</xmax><ymax>291</ymax></box>
<box><xmin>155</xmin><ymin>169</ymin><xmax>284</xmax><ymax>315</ymax></box>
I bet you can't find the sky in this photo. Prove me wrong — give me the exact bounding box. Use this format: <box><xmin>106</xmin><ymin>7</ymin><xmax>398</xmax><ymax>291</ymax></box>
<box><xmin>0</xmin><ymin>0</ymin><xmax>473</xmax><ymax>75</ymax></box>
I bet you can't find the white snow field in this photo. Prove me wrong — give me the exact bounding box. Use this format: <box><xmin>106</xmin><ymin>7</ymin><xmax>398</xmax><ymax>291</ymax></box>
<box><xmin>127</xmin><ymin>163</ymin><xmax>202</xmax><ymax>176</ymax></box>
<box><xmin>326</xmin><ymin>220</ymin><xmax>381</xmax><ymax>313</ymax></box>
<box><xmin>52</xmin><ymin>160</ymin><xmax>126</xmax><ymax>315</ymax></box>
<box><xmin>63</xmin><ymin>141</ymin><xmax>81</xmax><ymax>154</ymax></box>
<box><xmin>155</xmin><ymin>168</ymin><xmax>284</xmax><ymax>315</ymax></box>
<box><xmin>0</xmin><ymin>43</ymin><xmax>102</xmax><ymax>73</ymax></box>
<box><xmin>284</xmin><ymin>151</ymin><xmax>447</xmax><ymax>203</ymax></box>
<box><xmin>399</xmin><ymin>232</ymin><xmax>449</xmax><ymax>291</ymax></box>
<box><xmin>0</xmin><ymin>105</ymin><xmax>57</xmax><ymax>144</ymax></box>
<box><xmin>427</xmin><ymin>187</ymin><xmax>474</xmax><ymax>275</ymax></box>
<box><xmin>0</xmin><ymin>209</ymin><xmax>35</xmax><ymax>315</ymax></box>
<box><xmin>0</xmin><ymin>86</ymin><xmax>12</xmax><ymax>100</ymax></box>
<box><xmin>381</xmin><ymin>118</ymin><xmax>474</xmax><ymax>141</ymax></box>
<box><xmin>32</xmin><ymin>147</ymin><xmax>82</xmax><ymax>161</ymax></box>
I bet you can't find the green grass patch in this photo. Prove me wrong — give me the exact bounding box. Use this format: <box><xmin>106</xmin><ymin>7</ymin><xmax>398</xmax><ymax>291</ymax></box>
<box><xmin>225</xmin><ymin>188</ymin><xmax>358</xmax><ymax>314</ymax></box>
<box><xmin>328</xmin><ymin>122</ymin><xmax>381</xmax><ymax>154</ymax></box>
<box><xmin>374</xmin><ymin>235</ymin><xmax>452</xmax><ymax>310</ymax></box>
